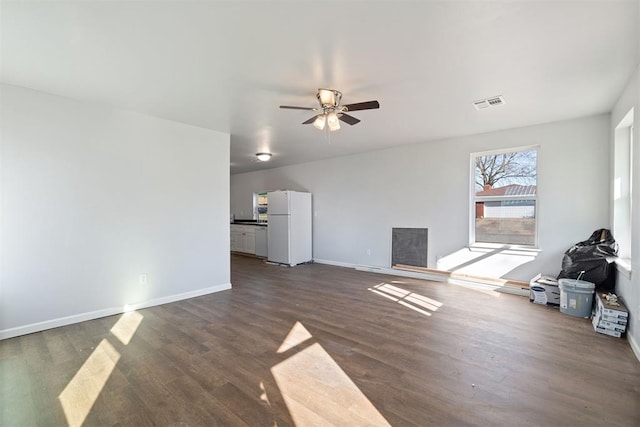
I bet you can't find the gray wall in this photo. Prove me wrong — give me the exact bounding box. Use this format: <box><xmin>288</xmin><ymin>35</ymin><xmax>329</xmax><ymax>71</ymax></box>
<box><xmin>231</xmin><ymin>114</ymin><xmax>611</xmax><ymax>283</ymax></box>
<box><xmin>0</xmin><ymin>84</ymin><xmax>231</xmax><ymax>338</ymax></box>
<box><xmin>611</xmin><ymin>62</ymin><xmax>640</xmax><ymax>360</ymax></box>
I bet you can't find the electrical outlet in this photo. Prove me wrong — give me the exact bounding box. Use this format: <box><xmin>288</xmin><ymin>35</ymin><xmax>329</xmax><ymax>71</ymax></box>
<box><xmin>139</xmin><ymin>274</ymin><xmax>148</xmax><ymax>284</ymax></box>
<box><xmin>366</xmin><ymin>249</ymin><xmax>371</xmax><ymax>256</ymax></box>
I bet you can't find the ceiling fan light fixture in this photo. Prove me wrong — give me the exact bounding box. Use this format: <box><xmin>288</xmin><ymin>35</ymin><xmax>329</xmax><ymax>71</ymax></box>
<box><xmin>318</xmin><ymin>89</ymin><xmax>335</xmax><ymax>106</ymax></box>
<box><xmin>313</xmin><ymin>114</ymin><xmax>326</xmax><ymax>130</ymax></box>
<box><xmin>281</xmin><ymin>88</ymin><xmax>377</xmax><ymax>133</ymax></box>
<box><xmin>327</xmin><ymin>112</ymin><xmax>340</xmax><ymax>131</ymax></box>
<box><xmin>256</xmin><ymin>152</ymin><xmax>272</xmax><ymax>162</ymax></box>
<box><xmin>318</xmin><ymin>88</ymin><xmax>342</xmax><ymax>107</ymax></box>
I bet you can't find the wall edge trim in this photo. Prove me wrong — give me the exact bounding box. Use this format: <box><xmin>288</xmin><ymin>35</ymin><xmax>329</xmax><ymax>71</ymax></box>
<box><xmin>0</xmin><ymin>283</ymin><xmax>232</xmax><ymax>340</ymax></box>
<box><xmin>628</xmin><ymin>332</ymin><xmax>640</xmax><ymax>363</ymax></box>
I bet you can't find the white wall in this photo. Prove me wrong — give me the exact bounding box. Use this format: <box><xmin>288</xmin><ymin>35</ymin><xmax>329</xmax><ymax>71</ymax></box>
<box><xmin>0</xmin><ymin>84</ymin><xmax>231</xmax><ymax>339</ymax></box>
<box><xmin>231</xmin><ymin>114</ymin><xmax>611</xmax><ymax>283</ymax></box>
<box><xmin>611</xmin><ymin>63</ymin><xmax>640</xmax><ymax>360</ymax></box>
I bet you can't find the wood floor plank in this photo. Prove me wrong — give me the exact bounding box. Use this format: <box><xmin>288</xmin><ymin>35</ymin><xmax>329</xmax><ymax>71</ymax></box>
<box><xmin>1</xmin><ymin>254</ymin><xmax>639</xmax><ymax>426</ymax></box>
<box><xmin>0</xmin><ymin>357</ymin><xmax>38</xmax><ymax>426</ymax></box>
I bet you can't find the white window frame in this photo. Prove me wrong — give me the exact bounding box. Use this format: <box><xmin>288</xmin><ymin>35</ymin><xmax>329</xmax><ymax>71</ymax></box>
<box><xmin>470</xmin><ymin>146</ymin><xmax>539</xmax><ymax>248</ymax></box>
<box><xmin>613</xmin><ymin>108</ymin><xmax>633</xmax><ymax>277</ymax></box>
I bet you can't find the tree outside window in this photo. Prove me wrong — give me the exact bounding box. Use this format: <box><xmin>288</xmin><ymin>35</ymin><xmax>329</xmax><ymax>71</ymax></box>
<box><xmin>472</xmin><ymin>148</ymin><xmax>538</xmax><ymax>246</ymax></box>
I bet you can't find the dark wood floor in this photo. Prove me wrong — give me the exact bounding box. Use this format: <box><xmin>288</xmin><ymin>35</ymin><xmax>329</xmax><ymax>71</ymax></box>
<box><xmin>2</xmin><ymin>254</ymin><xmax>639</xmax><ymax>426</ymax></box>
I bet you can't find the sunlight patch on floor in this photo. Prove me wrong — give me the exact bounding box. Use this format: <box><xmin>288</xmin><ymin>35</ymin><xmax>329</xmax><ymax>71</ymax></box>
<box><xmin>259</xmin><ymin>381</ymin><xmax>271</xmax><ymax>405</ymax></box>
<box><xmin>110</xmin><ymin>310</ymin><xmax>144</xmax><ymax>345</ymax></box>
<box><xmin>272</xmin><ymin>342</ymin><xmax>391</xmax><ymax>426</ymax></box>
<box><xmin>447</xmin><ymin>279</ymin><xmax>504</xmax><ymax>297</ymax></box>
<box><xmin>271</xmin><ymin>321</ymin><xmax>390</xmax><ymax>426</ymax></box>
<box><xmin>368</xmin><ymin>283</ymin><xmax>443</xmax><ymax>317</ymax></box>
<box><xmin>277</xmin><ymin>321</ymin><xmax>312</xmax><ymax>353</ymax></box>
<box><xmin>58</xmin><ymin>339</ymin><xmax>120</xmax><ymax>427</ymax></box>
<box><xmin>397</xmin><ymin>300</ymin><xmax>433</xmax><ymax>316</ymax></box>
<box><xmin>436</xmin><ymin>246</ymin><xmax>537</xmax><ymax>278</ymax></box>
<box><xmin>58</xmin><ymin>310</ymin><xmax>144</xmax><ymax>426</ymax></box>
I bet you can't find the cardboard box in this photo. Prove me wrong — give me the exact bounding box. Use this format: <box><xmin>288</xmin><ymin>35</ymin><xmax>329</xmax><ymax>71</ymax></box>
<box><xmin>598</xmin><ymin>313</ymin><xmax>628</xmax><ymax>325</ymax></box>
<box><xmin>592</xmin><ymin>310</ymin><xmax>627</xmax><ymax>333</ymax></box>
<box><xmin>593</xmin><ymin>324</ymin><xmax>623</xmax><ymax>338</ymax></box>
<box><xmin>529</xmin><ymin>274</ymin><xmax>560</xmax><ymax>306</ymax></box>
<box><xmin>592</xmin><ymin>293</ymin><xmax>629</xmax><ymax>338</ymax></box>
<box><xmin>597</xmin><ymin>319</ymin><xmax>627</xmax><ymax>333</ymax></box>
<box><xmin>594</xmin><ymin>306</ymin><xmax>628</xmax><ymax>325</ymax></box>
<box><xmin>595</xmin><ymin>292</ymin><xmax>629</xmax><ymax>319</ymax></box>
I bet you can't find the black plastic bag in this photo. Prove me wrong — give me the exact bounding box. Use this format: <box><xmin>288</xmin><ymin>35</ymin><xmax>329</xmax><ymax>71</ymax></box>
<box><xmin>557</xmin><ymin>229</ymin><xmax>618</xmax><ymax>290</ymax></box>
<box><xmin>574</xmin><ymin>229</ymin><xmax>618</xmax><ymax>256</ymax></box>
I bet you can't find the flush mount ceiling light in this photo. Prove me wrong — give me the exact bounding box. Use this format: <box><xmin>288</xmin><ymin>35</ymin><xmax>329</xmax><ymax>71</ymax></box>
<box><xmin>280</xmin><ymin>88</ymin><xmax>380</xmax><ymax>132</ymax></box>
<box><xmin>255</xmin><ymin>152</ymin><xmax>272</xmax><ymax>162</ymax></box>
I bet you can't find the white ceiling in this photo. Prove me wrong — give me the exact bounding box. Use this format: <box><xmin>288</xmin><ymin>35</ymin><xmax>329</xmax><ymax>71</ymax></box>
<box><xmin>2</xmin><ymin>1</ymin><xmax>638</xmax><ymax>174</ymax></box>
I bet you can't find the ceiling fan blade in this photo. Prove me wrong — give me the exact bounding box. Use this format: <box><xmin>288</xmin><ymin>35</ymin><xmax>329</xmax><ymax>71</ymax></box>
<box><xmin>343</xmin><ymin>100</ymin><xmax>380</xmax><ymax>112</ymax></box>
<box><xmin>302</xmin><ymin>115</ymin><xmax>319</xmax><ymax>125</ymax></box>
<box><xmin>338</xmin><ymin>113</ymin><xmax>361</xmax><ymax>125</ymax></box>
<box><xmin>280</xmin><ymin>105</ymin><xmax>317</xmax><ymax>111</ymax></box>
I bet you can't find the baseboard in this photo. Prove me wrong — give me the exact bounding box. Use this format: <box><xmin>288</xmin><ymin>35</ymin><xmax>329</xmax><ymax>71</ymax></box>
<box><xmin>315</xmin><ymin>258</ymin><xmax>421</xmax><ymax>276</ymax></box>
<box><xmin>314</xmin><ymin>259</ymin><xmax>448</xmax><ymax>282</ymax></box>
<box><xmin>313</xmin><ymin>259</ymin><xmax>530</xmax><ymax>296</ymax></box>
<box><xmin>394</xmin><ymin>264</ymin><xmax>530</xmax><ymax>288</ymax></box>
<box><xmin>628</xmin><ymin>332</ymin><xmax>640</xmax><ymax>363</ymax></box>
<box><xmin>313</xmin><ymin>258</ymin><xmax>358</xmax><ymax>269</ymax></box>
<box><xmin>0</xmin><ymin>283</ymin><xmax>232</xmax><ymax>340</ymax></box>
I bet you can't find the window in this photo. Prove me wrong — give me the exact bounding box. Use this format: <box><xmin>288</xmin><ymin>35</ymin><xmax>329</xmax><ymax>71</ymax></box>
<box><xmin>253</xmin><ymin>192</ymin><xmax>268</xmax><ymax>222</ymax></box>
<box><xmin>471</xmin><ymin>148</ymin><xmax>538</xmax><ymax>246</ymax></box>
<box><xmin>613</xmin><ymin>109</ymin><xmax>633</xmax><ymax>267</ymax></box>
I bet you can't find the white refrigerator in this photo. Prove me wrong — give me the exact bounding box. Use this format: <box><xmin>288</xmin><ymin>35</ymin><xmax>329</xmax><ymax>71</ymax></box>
<box><xmin>267</xmin><ymin>190</ymin><xmax>312</xmax><ymax>266</ymax></box>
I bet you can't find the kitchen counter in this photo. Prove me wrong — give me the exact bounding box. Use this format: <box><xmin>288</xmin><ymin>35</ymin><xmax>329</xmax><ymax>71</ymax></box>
<box><xmin>231</xmin><ymin>220</ymin><xmax>267</xmax><ymax>227</ymax></box>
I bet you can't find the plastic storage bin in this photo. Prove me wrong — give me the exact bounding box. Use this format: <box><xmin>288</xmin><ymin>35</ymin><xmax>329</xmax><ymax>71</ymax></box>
<box><xmin>558</xmin><ymin>278</ymin><xmax>595</xmax><ymax>318</ymax></box>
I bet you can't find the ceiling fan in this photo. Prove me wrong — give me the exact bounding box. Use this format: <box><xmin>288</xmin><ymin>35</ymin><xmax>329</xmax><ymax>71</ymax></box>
<box><xmin>280</xmin><ymin>88</ymin><xmax>380</xmax><ymax>131</ymax></box>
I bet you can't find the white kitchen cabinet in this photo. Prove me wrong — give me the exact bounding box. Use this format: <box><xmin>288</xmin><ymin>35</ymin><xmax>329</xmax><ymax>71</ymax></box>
<box><xmin>241</xmin><ymin>226</ymin><xmax>255</xmax><ymax>254</ymax></box>
<box><xmin>230</xmin><ymin>224</ymin><xmax>256</xmax><ymax>254</ymax></box>
<box><xmin>230</xmin><ymin>226</ymin><xmax>241</xmax><ymax>252</ymax></box>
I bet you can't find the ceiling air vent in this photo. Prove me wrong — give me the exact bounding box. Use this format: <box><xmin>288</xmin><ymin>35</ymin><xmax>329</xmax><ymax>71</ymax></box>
<box><xmin>473</xmin><ymin>95</ymin><xmax>505</xmax><ymax>110</ymax></box>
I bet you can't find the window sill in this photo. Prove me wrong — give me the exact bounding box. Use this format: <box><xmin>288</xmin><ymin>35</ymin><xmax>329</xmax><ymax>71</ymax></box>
<box><xmin>615</xmin><ymin>258</ymin><xmax>632</xmax><ymax>280</ymax></box>
<box><xmin>468</xmin><ymin>243</ymin><xmax>541</xmax><ymax>254</ymax></box>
